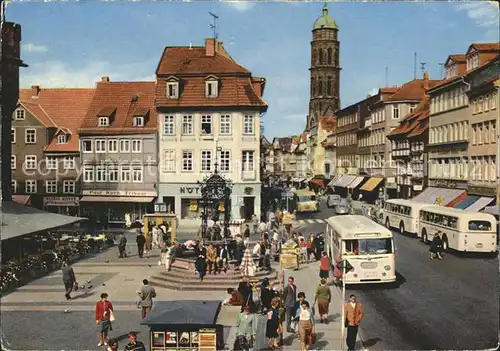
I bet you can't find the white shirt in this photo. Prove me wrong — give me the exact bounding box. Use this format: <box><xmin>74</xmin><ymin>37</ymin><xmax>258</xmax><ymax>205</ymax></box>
<box><xmin>299</xmin><ymin>308</ymin><xmax>311</xmax><ymax>321</ymax></box>
<box><xmin>350</xmin><ymin>302</ymin><xmax>356</xmax><ymax>309</ymax></box>
<box><xmin>273</xmin><ymin>232</ymin><xmax>279</xmax><ymax>242</ymax></box>
<box><xmin>259</xmin><ymin>222</ymin><xmax>267</xmax><ymax>232</ymax></box>
<box><xmin>252</xmin><ymin>243</ymin><xmax>261</xmax><ymax>256</ymax></box>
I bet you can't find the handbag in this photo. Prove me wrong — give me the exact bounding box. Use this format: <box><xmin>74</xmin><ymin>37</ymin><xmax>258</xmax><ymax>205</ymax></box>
<box><xmin>73</xmin><ymin>281</ymin><xmax>79</xmax><ymax>291</ymax></box>
<box><xmin>307</xmin><ymin>332</ymin><xmax>316</xmax><ymax>345</ymax></box>
<box><xmin>109</xmin><ymin>310</ymin><xmax>116</xmax><ymax>322</ymax></box>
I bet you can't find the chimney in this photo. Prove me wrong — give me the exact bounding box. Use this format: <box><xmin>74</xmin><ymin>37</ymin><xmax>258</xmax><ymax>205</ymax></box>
<box><xmin>31</xmin><ymin>85</ymin><xmax>40</xmax><ymax>98</ymax></box>
<box><xmin>101</xmin><ymin>76</ymin><xmax>110</xmax><ymax>82</ymax></box>
<box><xmin>205</xmin><ymin>38</ymin><xmax>216</xmax><ymax>57</ymax></box>
<box><xmin>423</xmin><ymin>71</ymin><xmax>430</xmax><ymax>89</ymax></box>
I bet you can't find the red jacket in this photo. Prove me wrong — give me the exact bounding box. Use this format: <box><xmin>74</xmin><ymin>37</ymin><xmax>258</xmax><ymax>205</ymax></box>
<box><xmin>320</xmin><ymin>256</ymin><xmax>330</xmax><ymax>271</ymax></box>
<box><xmin>95</xmin><ymin>300</ymin><xmax>113</xmax><ymax>321</ymax></box>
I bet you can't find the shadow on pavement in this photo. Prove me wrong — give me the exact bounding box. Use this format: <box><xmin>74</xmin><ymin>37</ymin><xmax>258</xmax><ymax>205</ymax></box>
<box><xmin>347</xmin><ymin>271</ymin><xmax>407</xmax><ymax>291</ymax></box>
<box><xmin>362</xmin><ymin>337</ymin><xmax>382</xmax><ymax>348</ymax></box>
<box><xmin>71</xmin><ymin>291</ymin><xmax>96</xmax><ymax>300</ymax></box>
<box><xmin>328</xmin><ymin>312</ymin><xmax>341</xmax><ymax>322</ymax></box>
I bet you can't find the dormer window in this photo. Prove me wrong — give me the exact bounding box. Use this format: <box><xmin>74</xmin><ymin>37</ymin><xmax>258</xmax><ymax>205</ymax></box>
<box><xmin>133</xmin><ymin>116</ymin><xmax>144</xmax><ymax>127</ymax></box>
<box><xmin>466</xmin><ymin>53</ymin><xmax>480</xmax><ymax>71</ymax></box>
<box><xmin>15</xmin><ymin>109</ymin><xmax>25</xmax><ymax>120</ymax></box>
<box><xmin>167</xmin><ymin>82</ymin><xmax>178</xmax><ymax>98</ymax></box>
<box><xmin>57</xmin><ymin>134</ymin><xmax>67</xmax><ymax>144</ymax></box>
<box><xmin>446</xmin><ymin>65</ymin><xmax>457</xmax><ymax>79</ymax></box>
<box><xmin>205</xmin><ymin>75</ymin><xmax>219</xmax><ymax>98</ymax></box>
<box><xmin>98</xmin><ymin>117</ymin><xmax>109</xmax><ymax>127</ymax></box>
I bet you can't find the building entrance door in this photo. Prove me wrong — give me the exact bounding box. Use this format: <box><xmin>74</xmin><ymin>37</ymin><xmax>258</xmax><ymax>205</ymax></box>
<box><xmin>163</xmin><ymin>196</ymin><xmax>175</xmax><ymax>213</ymax></box>
<box><xmin>242</xmin><ymin>197</ymin><xmax>255</xmax><ymax>220</ymax></box>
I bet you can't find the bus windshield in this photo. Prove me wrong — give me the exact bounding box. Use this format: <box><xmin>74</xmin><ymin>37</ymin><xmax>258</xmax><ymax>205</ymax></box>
<box><xmin>344</xmin><ymin>238</ymin><xmax>393</xmax><ymax>255</ymax></box>
<box><xmin>468</xmin><ymin>220</ymin><xmax>492</xmax><ymax>231</ymax></box>
<box><xmin>298</xmin><ymin>195</ymin><xmax>316</xmax><ymax>202</ymax></box>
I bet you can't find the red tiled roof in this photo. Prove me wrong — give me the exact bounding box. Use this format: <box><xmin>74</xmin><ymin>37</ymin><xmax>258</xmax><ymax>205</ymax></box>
<box><xmin>470</xmin><ymin>43</ymin><xmax>500</xmax><ymax>52</ymax></box>
<box><xmin>387</xmin><ymin>95</ymin><xmax>430</xmax><ymax>138</ymax></box>
<box><xmin>80</xmin><ymin>81</ymin><xmax>157</xmax><ymax>135</ymax></box>
<box><xmin>387</xmin><ymin>78</ymin><xmax>442</xmax><ymax>101</ymax></box>
<box><xmin>449</xmin><ymin>54</ymin><xmax>466</xmax><ymax>63</ymax></box>
<box><xmin>156</xmin><ymin>46</ymin><xmax>250</xmax><ymax>76</ymax></box>
<box><xmin>407</xmin><ymin>119</ymin><xmax>429</xmax><ymax>138</ymax></box>
<box><xmin>97</xmin><ymin>106</ymin><xmax>117</xmax><ymax>116</ymax></box>
<box><xmin>19</xmin><ymin>88</ymin><xmax>95</xmax><ymax>152</ymax></box>
<box><xmin>380</xmin><ymin>87</ymin><xmax>399</xmax><ymax>93</ymax></box>
<box><xmin>155</xmin><ymin>76</ymin><xmax>267</xmax><ymax>110</ymax></box>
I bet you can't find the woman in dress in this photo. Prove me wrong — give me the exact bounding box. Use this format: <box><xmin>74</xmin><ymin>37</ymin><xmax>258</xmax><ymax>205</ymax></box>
<box><xmin>195</xmin><ymin>243</ymin><xmax>207</xmax><ymax>281</ymax></box>
<box><xmin>319</xmin><ymin>252</ymin><xmax>330</xmax><ymax>280</ymax></box>
<box><xmin>296</xmin><ymin>300</ymin><xmax>315</xmax><ymax>351</ymax></box>
<box><xmin>240</xmin><ymin>248</ymin><xmax>256</xmax><ymax>279</ymax></box>
<box><xmin>266</xmin><ymin>297</ymin><xmax>281</xmax><ymax>349</ymax></box>
<box><xmin>314</xmin><ymin>278</ymin><xmax>331</xmax><ymax>323</ymax></box>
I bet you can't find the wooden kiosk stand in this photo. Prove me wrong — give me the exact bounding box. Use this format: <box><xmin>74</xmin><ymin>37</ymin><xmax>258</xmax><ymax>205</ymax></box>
<box><xmin>142</xmin><ymin>300</ymin><xmax>224</xmax><ymax>351</ymax></box>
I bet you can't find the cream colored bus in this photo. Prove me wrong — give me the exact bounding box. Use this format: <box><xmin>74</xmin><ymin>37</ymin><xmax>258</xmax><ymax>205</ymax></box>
<box><xmin>294</xmin><ymin>189</ymin><xmax>318</xmax><ymax>213</ymax></box>
<box><xmin>325</xmin><ymin>215</ymin><xmax>396</xmax><ymax>284</ymax></box>
<box><xmin>418</xmin><ymin>206</ymin><xmax>498</xmax><ymax>253</ymax></box>
<box><xmin>383</xmin><ymin>199</ymin><xmax>433</xmax><ymax>236</ymax></box>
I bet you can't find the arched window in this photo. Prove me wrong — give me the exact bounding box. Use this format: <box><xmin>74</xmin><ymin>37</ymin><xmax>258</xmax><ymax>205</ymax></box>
<box><xmin>312</xmin><ymin>49</ymin><xmax>317</xmax><ymax>66</ymax></box>
<box><xmin>318</xmin><ymin>78</ymin><xmax>323</xmax><ymax>95</ymax></box>
<box><xmin>319</xmin><ymin>50</ymin><xmax>324</xmax><ymax>65</ymax></box>
<box><xmin>311</xmin><ymin>78</ymin><xmax>316</xmax><ymax>96</ymax></box>
<box><xmin>327</xmin><ymin>76</ymin><xmax>332</xmax><ymax>95</ymax></box>
<box><xmin>327</xmin><ymin>48</ymin><xmax>333</xmax><ymax>65</ymax></box>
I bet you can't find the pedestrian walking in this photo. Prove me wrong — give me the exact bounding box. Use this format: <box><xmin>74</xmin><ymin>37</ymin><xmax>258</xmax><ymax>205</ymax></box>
<box><xmin>314</xmin><ymin>278</ymin><xmax>331</xmax><ymax>323</ymax></box>
<box><xmin>61</xmin><ymin>261</ymin><xmax>77</xmax><ymax>300</ymax></box>
<box><xmin>195</xmin><ymin>243</ymin><xmax>207</xmax><ymax>281</ymax></box>
<box><xmin>296</xmin><ymin>300</ymin><xmax>315</xmax><ymax>351</ymax></box>
<box><xmin>138</xmin><ymin>279</ymin><xmax>156</xmax><ymax>320</ymax></box>
<box><xmin>283</xmin><ymin>276</ymin><xmax>297</xmax><ymax>332</ymax></box>
<box><xmin>312</xmin><ymin>235</ymin><xmax>321</xmax><ymax>261</ymax></box>
<box><xmin>118</xmin><ymin>233</ymin><xmax>127</xmax><ymax>258</ymax></box>
<box><xmin>124</xmin><ymin>331</ymin><xmax>146</xmax><ymax>351</ymax></box>
<box><xmin>266</xmin><ymin>297</ymin><xmax>281</xmax><ymax>350</ymax></box>
<box><xmin>344</xmin><ymin>294</ymin><xmax>364</xmax><ymax>351</ymax></box>
<box><xmin>319</xmin><ymin>252</ymin><xmax>330</xmax><ymax>280</ymax></box>
<box><xmin>333</xmin><ymin>253</ymin><xmax>343</xmax><ymax>286</ymax></box>
<box><xmin>235</xmin><ymin>306</ymin><xmax>257</xmax><ymax>350</ymax></box>
<box><xmin>136</xmin><ymin>230</ymin><xmax>145</xmax><ymax>258</ymax></box>
<box><xmin>165</xmin><ymin>242</ymin><xmax>176</xmax><ymax>271</ymax></box>
<box><xmin>430</xmin><ymin>231</ymin><xmax>444</xmax><ymax>260</ymax></box>
<box><xmin>95</xmin><ymin>293</ymin><xmax>114</xmax><ymax>347</ymax></box>
<box><xmin>252</xmin><ymin>214</ymin><xmax>259</xmax><ymax>236</ymax></box>
<box><xmin>144</xmin><ymin>233</ymin><xmax>153</xmax><ymax>258</ymax></box>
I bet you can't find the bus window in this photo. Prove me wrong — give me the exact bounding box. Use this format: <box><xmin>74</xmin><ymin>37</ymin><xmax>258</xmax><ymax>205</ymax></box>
<box><xmin>469</xmin><ymin>221</ymin><xmax>492</xmax><ymax>231</ymax></box>
<box><xmin>345</xmin><ymin>240</ymin><xmax>359</xmax><ymax>255</ymax></box>
<box><xmin>449</xmin><ymin>217</ymin><xmax>457</xmax><ymax>229</ymax></box>
<box><xmin>358</xmin><ymin>238</ymin><xmax>393</xmax><ymax>254</ymax></box>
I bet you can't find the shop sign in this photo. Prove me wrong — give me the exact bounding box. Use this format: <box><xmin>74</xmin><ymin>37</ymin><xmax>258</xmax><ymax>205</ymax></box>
<box><xmin>44</xmin><ymin>196</ymin><xmax>80</xmax><ymax>206</ymax></box>
<box><xmin>468</xmin><ymin>186</ymin><xmax>495</xmax><ymax>197</ymax></box>
<box><xmin>154</xmin><ymin>203</ymin><xmax>167</xmax><ymax>213</ymax></box>
<box><xmin>180</xmin><ymin>186</ymin><xmax>200</xmax><ymax>194</ymax></box>
<box><xmin>413</xmin><ymin>184</ymin><xmax>423</xmax><ymax>191</ymax></box>
<box><xmin>82</xmin><ymin>190</ymin><xmax>157</xmax><ymax>197</ymax></box>
<box><xmin>434</xmin><ymin>180</ymin><xmax>457</xmax><ymax>188</ymax></box>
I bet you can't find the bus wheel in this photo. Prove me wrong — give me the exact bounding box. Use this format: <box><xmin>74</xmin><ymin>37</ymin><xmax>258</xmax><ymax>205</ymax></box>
<box><xmin>442</xmin><ymin>235</ymin><xmax>449</xmax><ymax>251</ymax></box>
<box><xmin>399</xmin><ymin>222</ymin><xmax>405</xmax><ymax>235</ymax></box>
<box><xmin>422</xmin><ymin>229</ymin><xmax>428</xmax><ymax>243</ymax></box>
<box><xmin>385</xmin><ymin>218</ymin><xmax>390</xmax><ymax>229</ymax></box>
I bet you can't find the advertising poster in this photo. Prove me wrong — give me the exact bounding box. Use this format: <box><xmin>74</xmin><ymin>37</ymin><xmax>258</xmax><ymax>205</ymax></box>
<box><xmin>190</xmin><ymin>331</ymin><xmax>199</xmax><ymax>348</ymax></box>
<box><xmin>152</xmin><ymin>332</ymin><xmax>165</xmax><ymax>348</ymax></box>
<box><xmin>178</xmin><ymin>332</ymin><xmax>190</xmax><ymax>347</ymax></box>
<box><xmin>165</xmin><ymin>331</ymin><xmax>177</xmax><ymax>347</ymax></box>
<box><xmin>199</xmin><ymin>328</ymin><xmax>216</xmax><ymax>351</ymax></box>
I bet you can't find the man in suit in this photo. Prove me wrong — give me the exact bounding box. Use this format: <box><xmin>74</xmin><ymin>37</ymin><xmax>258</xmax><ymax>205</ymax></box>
<box><xmin>136</xmin><ymin>230</ymin><xmax>146</xmax><ymax>258</ymax></box>
<box><xmin>217</xmin><ymin>245</ymin><xmax>229</xmax><ymax>273</ymax></box>
<box><xmin>61</xmin><ymin>261</ymin><xmax>76</xmax><ymax>300</ymax></box>
<box><xmin>283</xmin><ymin>276</ymin><xmax>297</xmax><ymax>332</ymax></box>
<box><xmin>118</xmin><ymin>233</ymin><xmax>127</xmax><ymax>258</ymax></box>
<box><xmin>344</xmin><ymin>294</ymin><xmax>364</xmax><ymax>351</ymax></box>
<box><xmin>138</xmin><ymin>279</ymin><xmax>157</xmax><ymax>320</ymax></box>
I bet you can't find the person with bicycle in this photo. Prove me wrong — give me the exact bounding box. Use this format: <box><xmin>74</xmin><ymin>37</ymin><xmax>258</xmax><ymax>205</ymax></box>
<box><xmin>235</xmin><ymin>306</ymin><xmax>257</xmax><ymax>350</ymax></box>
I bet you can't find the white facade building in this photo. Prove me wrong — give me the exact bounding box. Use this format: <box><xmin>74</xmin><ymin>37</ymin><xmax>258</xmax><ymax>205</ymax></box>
<box><xmin>155</xmin><ymin>38</ymin><xmax>268</xmax><ymax>223</ymax></box>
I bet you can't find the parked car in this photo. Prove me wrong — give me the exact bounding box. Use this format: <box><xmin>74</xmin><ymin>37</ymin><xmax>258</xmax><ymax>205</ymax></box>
<box><xmin>335</xmin><ymin>204</ymin><xmax>350</xmax><ymax>215</ymax></box>
<box><xmin>327</xmin><ymin>194</ymin><xmax>342</xmax><ymax>208</ymax></box>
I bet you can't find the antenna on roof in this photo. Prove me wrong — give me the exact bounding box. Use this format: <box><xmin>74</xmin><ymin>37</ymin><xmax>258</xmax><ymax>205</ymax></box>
<box><xmin>413</xmin><ymin>52</ymin><xmax>417</xmax><ymax>79</ymax></box>
<box><xmin>209</xmin><ymin>12</ymin><xmax>219</xmax><ymax>40</ymax></box>
<box><xmin>438</xmin><ymin>63</ymin><xmax>445</xmax><ymax>79</ymax></box>
<box><xmin>420</xmin><ymin>62</ymin><xmax>426</xmax><ymax>77</ymax></box>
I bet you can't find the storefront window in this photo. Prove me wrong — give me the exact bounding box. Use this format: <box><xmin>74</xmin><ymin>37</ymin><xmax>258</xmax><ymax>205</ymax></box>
<box><xmin>181</xmin><ymin>198</ymin><xmax>201</xmax><ymax>219</ymax></box>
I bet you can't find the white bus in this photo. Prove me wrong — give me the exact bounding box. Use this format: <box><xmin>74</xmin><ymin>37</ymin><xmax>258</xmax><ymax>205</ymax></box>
<box><xmin>418</xmin><ymin>206</ymin><xmax>498</xmax><ymax>253</ymax></box>
<box><xmin>383</xmin><ymin>199</ymin><xmax>432</xmax><ymax>236</ymax></box>
<box><xmin>325</xmin><ymin>215</ymin><xmax>396</xmax><ymax>284</ymax></box>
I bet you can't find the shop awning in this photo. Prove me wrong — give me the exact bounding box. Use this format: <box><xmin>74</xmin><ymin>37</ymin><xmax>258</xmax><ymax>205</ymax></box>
<box><xmin>310</xmin><ymin>178</ymin><xmax>325</xmax><ymax>187</ymax></box>
<box><xmin>441</xmin><ymin>189</ymin><xmax>467</xmax><ymax>206</ymax></box>
<box><xmin>327</xmin><ymin>174</ymin><xmax>342</xmax><ymax>187</ymax></box>
<box><xmin>412</xmin><ymin>187</ymin><xmax>442</xmax><ymax>204</ymax></box>
<box><xmin>454</xmin><ymin>195</ymin><xmax>480</xmax><ymax>209</ymax></box>
<box><xmin>1</xmin><ymin>201</ymin><xmax>86</xmax><ymax>241</ymax></box>
<box><xmin>141</xmin><ymin>300</ymin><xmax>221</xmax><ymax>325</ymax></box>
<box><xmin>464</xmin><ymin>197</ymin><xmax>494</xmax><ymax>212</ymax></box>
<box><xmin>360</xmin><ymin>177</ymin><xmax>384</xmax><ymax>192</ymax></box>
<box><xmin>12</xmin><ymin>195</ymin><xmax>31</xmax><ymax>205</ymax></box>
<box><xmin>335</xmin><ymin>175</ymin><xmax>356</xmax><ymax>188</ymax></box>
<box><xmin>80</xmin><ymin>196</ymin><xmax>155</xmax><ymax>203</ymax></box>
<box><xmin>347</xmin><ymin>176</ymin><xmax>365</xmax><ymax>189</ymax></box>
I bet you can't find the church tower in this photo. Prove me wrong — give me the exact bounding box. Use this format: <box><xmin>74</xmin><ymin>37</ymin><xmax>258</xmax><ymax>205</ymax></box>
<box><xmin>307</xmin><ymin>5</ymin><xmax>340</xmax><ymax>129</ymax></box>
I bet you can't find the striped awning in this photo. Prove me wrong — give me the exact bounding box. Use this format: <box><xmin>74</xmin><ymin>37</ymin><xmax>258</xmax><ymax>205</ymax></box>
<box><xmin>454</xmin><ymin>195</ymin><xmax>480</xmax><ymax>209</ymax></box>
<box><xmin>336</xmin><ymin>175</ymin><xmax>356</xmax><ymax>188</ymax></box>
<box><xmin>347</xmin><ymin>176</ymin><xmax>365</xmax><ymax>189</ymax></box>
<box><xmin>328</xmin><ymin>174</ymin><xmax>343</xmax><ymax>187</ymax></box>
<box><xmin>465</xmin><ymin>197</ymin><xmax>494</xmax><ymax>212</ymax></box>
